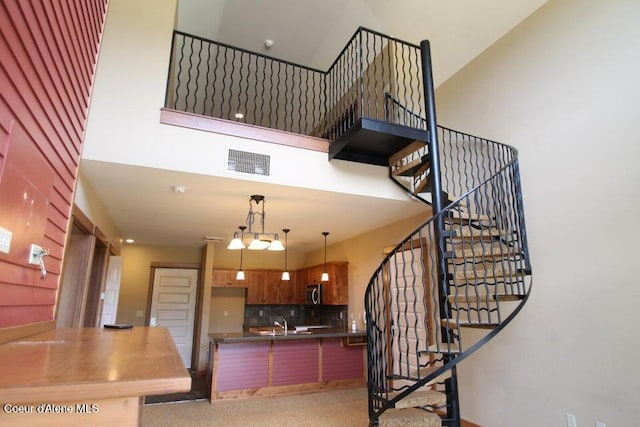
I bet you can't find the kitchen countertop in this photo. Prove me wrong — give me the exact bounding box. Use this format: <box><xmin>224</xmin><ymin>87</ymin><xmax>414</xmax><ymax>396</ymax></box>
<box><xmin>0</xmin><ymin>327</ymin><xmax>190</xmax><ymax>403</ymax></box>
<box><xmin>209</xmin><ymin>327</ymin><xmax>366</xmax><ymax>343</ymax></box>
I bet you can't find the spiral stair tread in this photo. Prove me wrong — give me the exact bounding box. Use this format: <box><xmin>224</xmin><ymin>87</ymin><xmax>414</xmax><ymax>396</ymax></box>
<box><xmin>378</xmin><ymin>408</ymin><xmax>442</xmax><ymax>427</ymax></box>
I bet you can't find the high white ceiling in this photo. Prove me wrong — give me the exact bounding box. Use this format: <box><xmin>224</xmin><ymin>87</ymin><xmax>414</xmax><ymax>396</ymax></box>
<box><xmin>176</xmin><ymin>0</ymin><xmax>548</xmax><ymax>86</ymax></box>
<box><xmin>82</xmin><ymin>0</ymin><xmax>547</xmax><ymax>253</ymax></box>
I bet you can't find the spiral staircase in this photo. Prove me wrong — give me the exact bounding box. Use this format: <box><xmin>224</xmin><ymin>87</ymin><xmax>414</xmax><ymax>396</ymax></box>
<box><xmin>360</xmin><ymin>45</ymin><xmax>533</xmax><ymax>427</ymax></box>
<box><xmin>164</xmin><ymin>27</ymin><xmax>532</xmax><ymax>427</ymax></box>
<box><xmin>364</xmin><ymin>121</ymin><xmax>532</xmax><ymax>426</ymax></box>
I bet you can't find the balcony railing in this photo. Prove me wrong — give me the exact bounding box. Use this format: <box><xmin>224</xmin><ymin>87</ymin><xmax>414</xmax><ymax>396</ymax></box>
<box><xmin>164</xmin><ymin>28</ymin><xmax>428</xmax><ymax>141</ymax></box>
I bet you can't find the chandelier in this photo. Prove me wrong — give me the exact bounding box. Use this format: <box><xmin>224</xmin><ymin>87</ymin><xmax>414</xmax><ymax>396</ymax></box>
<box><xmin>227</xmin><ymin>195</ymin><xmax>285</xmax><ymax>251</ymax></box>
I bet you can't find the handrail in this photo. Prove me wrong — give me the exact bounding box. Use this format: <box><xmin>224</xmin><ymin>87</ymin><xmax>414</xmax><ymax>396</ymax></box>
<box><xmin>366</xmin><ymin>124</ymin><xmax>532</xmax><ymax>424</ymax></box>
<box><xmin>165</xmin><ymin>27</ymin><xmax>428</xmax><ymax>141</ymax></box>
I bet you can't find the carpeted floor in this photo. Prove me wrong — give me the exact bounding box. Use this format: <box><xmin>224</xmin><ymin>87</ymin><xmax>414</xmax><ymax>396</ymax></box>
<box><xmin>144</xmin><ymin>371</ymin><xmax>208</xmax><ymax>404</ymax></box>
<box><xmin>142</xmin><ymin>387</ymin><xmax>370</xmax><ymax>427</ymax></box>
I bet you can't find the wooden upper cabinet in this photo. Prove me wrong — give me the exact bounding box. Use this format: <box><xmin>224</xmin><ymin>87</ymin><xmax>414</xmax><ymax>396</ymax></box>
<box><xmin>261</xmin><ymin>270</ymin><xmax>281</xmax><ymax>304</ymax></box>
<box><xmin>239</xmin><ymin>270</ymin><xmax>300</xmax><ymax>304</ymax></box>
<box><xmin>322</xmin><ymin>262</ymin><xmax>349</xmax><ymax>305</ymax></box>
<box><xmin>212</xmin><ymin>269</ymin><xmax>243</xmax><ymax>287</ymax></box>
<box><xmin>212</xmin><ymin>264</ymin><xmax>346</xmax><ymax>305</ymax></box>
<box><xmin>262</xmin><ymin>270</ymin><xmax>300</xmax><ymax>304</ymax></box>
<box><xmin>299</xmin><ymin>262</ymin><xmax>349</xmax><ymax>305</ymax></box>
<box><xmin>245</xmin><ymin>271</ymin><xmax>265</xmax><ymax>304</ymax></box>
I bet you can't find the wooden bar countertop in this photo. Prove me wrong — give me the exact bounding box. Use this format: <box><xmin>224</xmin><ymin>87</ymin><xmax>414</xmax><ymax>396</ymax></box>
<box><xmin>0</xmin><ymin>327</ymin><xmax>191</xmax><ymax>404</ymax></box>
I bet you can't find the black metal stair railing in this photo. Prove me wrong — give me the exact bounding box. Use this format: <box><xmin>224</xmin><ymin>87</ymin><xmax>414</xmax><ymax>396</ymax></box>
<box><xmin>164</xmin><ymin>28</ymin><xmax>427</xmax><ymax>143</ymax></box>
<box><xmin>164</xmin><ymin>30</ymin><xmax>326</xmax><ymax>135</ymax></box>
<box><xmin>365</xmin><ymin>127</ymin><xmax>532</xmax><ymax>425</ymax></box>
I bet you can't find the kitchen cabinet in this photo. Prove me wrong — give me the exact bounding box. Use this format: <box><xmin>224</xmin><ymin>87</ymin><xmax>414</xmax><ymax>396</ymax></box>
<box><xmin>213</xmin><ymin>263</ymin><xmax>344</xmax><ymax>305</ymax></box>
<box><xmin>299</xmin><ymin>262</ymin><xmax>349</xmax><ymax>305</ymax></box>
<box><xmin>212</xmin><ymin>269</ymin><xmax>243</xmax><ymax>287</ymax></box>
<box><xmin>243</xmin><ymin>270</ymin><xmax>300</xmax><ymax>304</ymax></box>
<box><xmin>245</xmin><ymin>271</ymin><xmax>264</xmax><ymax>304</ymax></box>
<box><xmin>209</xmin><ymin>333</ymin><xmax>365</xmax><ymax>401</ymax></box>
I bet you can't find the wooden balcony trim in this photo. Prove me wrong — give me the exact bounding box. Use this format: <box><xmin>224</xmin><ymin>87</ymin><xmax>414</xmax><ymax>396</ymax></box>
<box><xmin>160</xmin><ymin>109</ymin><xmax>329</xmax><ymax>153</ymax></box>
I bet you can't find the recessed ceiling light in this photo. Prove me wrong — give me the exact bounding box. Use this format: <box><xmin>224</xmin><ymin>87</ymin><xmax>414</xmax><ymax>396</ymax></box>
<box><xmin>264</xmin><ymin>39</ymin><xmax>274</xmax><ymax>48</ymax></box>
<box><xmin>125</xmin><ymin>238</ymin><xmax>135</xmax><ymax>244</ymax></box>
<box><xmin>172</xmin><ymin>185</ymin><xmax>186</xmax><ymax>193</ymax></box>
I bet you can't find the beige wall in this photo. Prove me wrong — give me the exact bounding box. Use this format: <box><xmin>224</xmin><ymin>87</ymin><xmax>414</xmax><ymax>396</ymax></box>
<box><xmin>435</xmin><ymin>0</ymin><xmax>640</xmax><ymax>425</ymax></box>
<box><xmin>83</xmin><ymin>0</ymin><xmax>409</xmax><ymax>204</ymax></box>
<box><xmin>116</xmin><ymin>244</ymin><xmax>202</xmax><ymax>325</ymax></box>
<box><xmin>74</xmin><ymin>173</ymin><xmax>123</xmax><ymax>252</ymax></box>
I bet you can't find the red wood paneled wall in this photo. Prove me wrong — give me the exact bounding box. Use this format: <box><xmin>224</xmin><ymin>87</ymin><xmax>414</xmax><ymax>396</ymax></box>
<box><xmin>0</xmin><ymin>0</ymin><xmax>108</xmax><ymax>327</ymax></box>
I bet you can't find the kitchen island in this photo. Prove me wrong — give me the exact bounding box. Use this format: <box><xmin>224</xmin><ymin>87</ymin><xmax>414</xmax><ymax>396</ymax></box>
<box><xmin>208</xmin><ymin>327</ymin><xmax>366</xmax><ymax>401</ymax></box>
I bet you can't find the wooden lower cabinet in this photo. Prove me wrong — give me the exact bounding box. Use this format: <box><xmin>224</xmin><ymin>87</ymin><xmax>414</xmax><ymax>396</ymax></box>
<box><xmin>209</xmin><ymin>337</ymin><xmax>364</xmax><ymax>401</ymax></box>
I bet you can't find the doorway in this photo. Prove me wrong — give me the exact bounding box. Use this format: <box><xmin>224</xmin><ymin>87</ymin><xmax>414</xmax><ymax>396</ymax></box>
<box><xmin>149</xmin><ymin>267</ymin><xmax>198</xmax><ymax>369</ymax></box>
<box><xmin>56</xmin><ymin>207</ymin><xmax>115</xmax><ymax>328</ymax></box>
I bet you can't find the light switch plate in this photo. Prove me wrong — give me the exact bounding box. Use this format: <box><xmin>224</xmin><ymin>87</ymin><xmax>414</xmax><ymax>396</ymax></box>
<box><xmin>0</xmin><ymin>226</ymin><xmax>12</xmax><ymax>254</ymax></box>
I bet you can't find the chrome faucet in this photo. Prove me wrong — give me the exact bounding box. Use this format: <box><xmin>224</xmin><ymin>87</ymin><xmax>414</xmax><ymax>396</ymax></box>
<box><xmin>274</xmin><ymin>319</ymin><xmax>288</xmax><ymax>335</ymax></box>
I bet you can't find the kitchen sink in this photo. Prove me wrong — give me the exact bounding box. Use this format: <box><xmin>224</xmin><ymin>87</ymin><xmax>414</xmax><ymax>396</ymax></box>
<box><xmin>294</xmin><ymin>325</ymin><xmax>330</xmax><ymax>331</ymax></box>
<box><xmin>249</xmin><ymin>327</ymin><xmax>312</xmax><ymax>336</ymax></box>
<box><xmin>251</xmin><ymin>329</ymin><xmax>312</xmax><ymax>336</ymax></box>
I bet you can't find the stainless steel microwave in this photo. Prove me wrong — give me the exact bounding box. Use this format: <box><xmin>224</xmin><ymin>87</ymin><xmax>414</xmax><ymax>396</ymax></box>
<box><xmin>305</xmin><ymin>283</ymin><xmax>323</xmax><ymax>305</ymax></box>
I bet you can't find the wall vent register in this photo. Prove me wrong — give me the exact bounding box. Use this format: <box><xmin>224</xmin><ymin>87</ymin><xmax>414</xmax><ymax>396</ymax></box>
<box><xmin>227</xmin><ymin>149</ymin><xmax>270</xmax><ymax>176</ymax></box>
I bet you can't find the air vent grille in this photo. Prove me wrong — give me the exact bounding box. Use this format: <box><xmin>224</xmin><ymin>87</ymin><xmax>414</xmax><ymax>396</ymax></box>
<box><xmin>227</xmin><ymin>149</ymin><xmax>270</xmax><ymax>176</ymax></box>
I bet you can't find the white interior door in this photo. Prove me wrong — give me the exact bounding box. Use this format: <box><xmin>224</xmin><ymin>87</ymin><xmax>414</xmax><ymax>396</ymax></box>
<box><xmin>150</xmin><ymin>268</ymin><xmax>198</xmax><ymax>369</ymax></box>
<box><xmin>100</xmin><ymin>255</ymin><xmax>123</xmax><ymax>327</ymax></box>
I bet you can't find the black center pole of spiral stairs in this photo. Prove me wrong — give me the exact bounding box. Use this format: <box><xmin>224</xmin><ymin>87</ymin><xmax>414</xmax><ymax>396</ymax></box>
<box><xmin>420</xmin><ymin>40</ymin><xmax>461</xmax><ymax>427</ymax></box>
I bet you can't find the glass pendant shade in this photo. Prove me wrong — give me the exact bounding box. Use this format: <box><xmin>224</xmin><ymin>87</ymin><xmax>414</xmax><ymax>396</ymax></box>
<box><xmin>267</xmin><ymin>234</ymin><xmax>284</xmax><ymax>251</ymax></box>
<box><xmin>236</xmin><ymin>247</ymin><xmax>245</xmax><ymax>280</ymax></box>
<box><xmin>227</xmin><ymin>232</ymin><xmax>246</xmax><ymax>250</ymax></box>
<box><xmin>248</xmin><ymin>234</ymin><xmax>270</xmax><ymax>250</ymax></box>
<box><xmin>281</xmin><ymin>229</ymin><xmax>290</xmax><ymax>281</ymax></box>
<box><xmin>321</xmin><ymin>231</ymin><xmax>329</xmax><ymax>281</ymax></box>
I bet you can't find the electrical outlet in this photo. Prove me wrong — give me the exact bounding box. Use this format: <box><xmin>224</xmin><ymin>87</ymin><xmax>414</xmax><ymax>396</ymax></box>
<box><xmin>259</xmin><ymin>310</ymin><xmax>263</xmax><ymax>316</ymax></box>
<box><xmin>136</xmin><ymin>310</ymin><xmax>144</xmax><ymax>318</ymax></box>
<box><xmin>290</xmin><ymin>310</ymin><xmax>295</xmax><ymax>316</ymax></box>
<box><xmin>339</xmin><ymin>312</ymin><xmax>343</xmax><ymax>319</ymax></box>
<box><xmin>596</xmin><ymin>422</ymin><xmax>605</xmax><ymax>427</ymax></box>
<box><xmin>566</xmin><ymin>413</ymin><xmax>577</xmax><ymax>427</ymax></box>
<box><xmin>0</xmin><ymin>226</ymin><xmax>12</xmax><ymax>254</ymax></box>
<box><xmin>223</xmin><ymin>310</ymin><xmax>229</xmax><ymax>317</ymax></box>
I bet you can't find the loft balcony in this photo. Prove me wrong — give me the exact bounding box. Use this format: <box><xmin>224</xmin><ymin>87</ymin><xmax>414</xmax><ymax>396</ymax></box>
<box><xmin>164</xmin><ymin>27</ymin><xmax>431</xmax><ymax>166</ymax></box>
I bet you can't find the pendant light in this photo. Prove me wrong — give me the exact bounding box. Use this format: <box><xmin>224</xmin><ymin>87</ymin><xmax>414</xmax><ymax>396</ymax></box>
<box><xmin>228</xmin><ymin>225</ymin><xmax>246</xmax><ymax>250</ymax></box>
<box><xmin>281</xmin><ymin>229</ymin><xmax>290</xmax><ymax>281</ymax></box>
<box><xmin>227</xmin><ymin>195</ymin><xmax>286</xmax><ymax>251</ymax></box>
<box><xmin>236</xmin><ymin>243</ymin><xmax>245</xmax><ymax>281</ymax></box>
<box><xmin>321</xmin><ymin>232</ymin><xmax>329</xmax><ymax>282</ymax></box>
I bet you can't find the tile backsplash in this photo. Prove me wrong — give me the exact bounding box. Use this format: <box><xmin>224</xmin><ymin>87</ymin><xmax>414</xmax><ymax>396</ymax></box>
<box><xmin>244</xmin><ymin>304</ymin><xmax>348</xmax><ymax>330</ymax></box>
